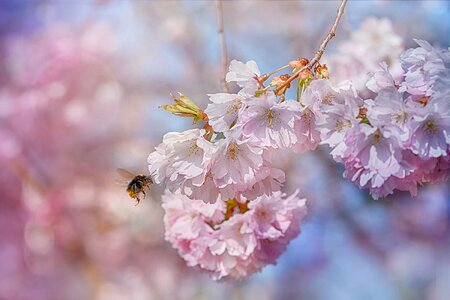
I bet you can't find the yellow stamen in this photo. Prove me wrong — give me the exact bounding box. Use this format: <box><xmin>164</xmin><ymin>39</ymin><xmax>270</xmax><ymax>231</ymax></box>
<box><xmin>227</xmin><ymin>142</ymin><xmax>239</xmax><ymax>160</ymax></box>
<box><xmin>425</xmin><ymin>120</ymin><xmax>438</xmax><ymax>133</ymax></box>
<box><xmin>267</xmin><ymin>109</ymin><xmax>274</xmax><ymax>126</ymax></box>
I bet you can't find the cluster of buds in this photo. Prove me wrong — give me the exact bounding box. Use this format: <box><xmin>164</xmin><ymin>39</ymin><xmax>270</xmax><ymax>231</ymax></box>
<box><xmin>314</xmin><ymin>64</ymin><xmax>330</xmax><ymax>79</ymax></box>
<box><xmin>255</xmin><ymin>57</ymin><xmax>330</xmax><ymax>101</ymax></box>
<box><xmin>270</xmin><ymin>74</ymin><xmax>291</xmax><ymax>96</ymax></box>
<box><xmin>288</xmin><ymin>57</ymin><xmax>309</xmax><ymax>71</ymax></box>
<box><xmin>161</xmin><ymin>93</ymin><xmax>207</xmax><ymax>123</ymax></box>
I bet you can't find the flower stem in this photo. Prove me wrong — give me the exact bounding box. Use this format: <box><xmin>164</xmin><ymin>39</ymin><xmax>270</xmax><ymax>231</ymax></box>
<box><xmin>267</xmin><ymin>64</ymin><xmax>290</xmax><ymax>78</ymax></box>
<box><xmin>216</xmin><ymin>0</ymin><xmax>229</xmax><ymax>93</ymax></box>
<box><xmin>274</xmin><ymin>0</ymin><xmax>348</xmax><ymax>95</ymax></box>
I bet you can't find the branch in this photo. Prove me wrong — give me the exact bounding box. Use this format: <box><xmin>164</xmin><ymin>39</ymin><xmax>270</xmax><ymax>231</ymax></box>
<box><xmin>274</xmin><ymin>0</ymin><xmax>348</xmax><ymax>95</ymax></box>
<box><xmin>216</xmin><ymin>0</ymin><xmax>230</xmax><ymax>93</ymax></box>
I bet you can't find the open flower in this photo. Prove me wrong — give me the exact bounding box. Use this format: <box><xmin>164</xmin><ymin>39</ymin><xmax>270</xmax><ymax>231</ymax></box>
<box><xmin>409</xmin><ymin>101</ymin><xmax>450</xmax><ymax>158</ymax></box>
<box><xmin>292</xmin><ymin>106</ymin><xmax>321</xmax><ymax>153</ymax></box>
<box><xmin>225</xmin><ymin>60</ymin><xmax>261</xmax><ymax>87</ymax></box>
<box><xmin>289</xmin><ymin>79</ymin><xmax>363</xmax><ymax>158</ymax></box>
<box><xmin>399</xmin><ymin>39</ymin><xmax>448</xmax><ymax>96</ymax></box>
<box><xmin>241</xmin><ymin>167</ymin><xmax>285</xmax><ymax>199</ymax></box>
<box><xmin>316</xmin><ymin>96</ymin><xmax>361</xmax><ymax>160</ymax></box>
<box><xmin>211</xmin><ymin>127</ymin><xmax>264</xmax><ymax>189</ymax></box>
<box><xmin>148</xmin><ymin>128</ymin><xmax>216</xmax><ymax>193</ymax></box>
<box><xmin>241</xmin><ymin>93</ymin><xmax>298</xmax><ymax>149</ymax></box>
<box><xmin>341</xmin><ymin>122</ymin><xmax>406</xmax><ymax>196</ymax></box>
<box><xmin>204</xmin><ymin>92</ymin><xmax>246</xmax><ymax>132</ymax></box>
<box><xmin>366</xmin><ymin>62</ymin><xmax>397</xmax><ymax>93</ymax></box>
<box><xmin>300</xmin><ymin>79</ymin><xmax>342</xmax><ymax>113</ymax></box>
<box><xmin>366</xmin><ymin>87</ymin><xmax>414</xmax><ymax>143</ymax></box>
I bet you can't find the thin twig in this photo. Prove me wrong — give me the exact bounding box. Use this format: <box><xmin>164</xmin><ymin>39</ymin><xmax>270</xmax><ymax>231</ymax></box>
<box><xmin>216</xmin><ymin>0</ymin><xmax>229</xmax><ymax>93</ymax></box>
<box><xmin>274</xmin><ymin>0</ymin><xmax>348</xmax><ymax>95</ymax></box>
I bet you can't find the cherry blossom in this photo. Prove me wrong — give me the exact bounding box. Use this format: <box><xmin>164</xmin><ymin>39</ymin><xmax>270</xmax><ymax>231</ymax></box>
<box><xmin>204</xmin><ymin>92</ymin><xmax>246</xmax><ymax>132</ymax></box>
<box><xmin>162</xmin><ymin>190</ymin><xmax>307</xmax><ymax>280</ymax></box>
<box><xmin>322</xmin><ymin>39</ymin><xmax>450</xmax><ymax>198</ymax></box>
<box><xmin>149</xmin><ymin>36</ymin><xmax>449</xmax><ymax>280</ymax></box>
<box><xmin>241</xmin><ymin>93</ymin><xmax>298</xmax><ymax>149</ymax></box>
<box><xmin>148</xmin><ymin>129</ymin><xmax>215</xmax><ymax>193</ymax></box>
<box><xmin>399</xmin><ymin>39</ymin><xmax>448</xmax><ymax>96</ymax></box>
<box><xmin>225</xmin><ymin>60</ymin><xmax>261</xmax><ymax>88</ymax></box>
<box><xmin>409</xmin><ymin>101</ymin><xmax>450</xmax><ymax>158</ymax></box>
<box><xmin>210</xmin><ymin>127</ymin><xmax>264</xmax><ymax>189</ymax></box>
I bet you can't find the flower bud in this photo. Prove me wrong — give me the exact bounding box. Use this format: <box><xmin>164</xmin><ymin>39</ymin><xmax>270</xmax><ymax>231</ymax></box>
<box><xmin>270</xmin><ymin>74</ymin><xmax>291</xmax><ymax>87</ymax></box>
<box><xmin>289</xmin><ymin>57</ymin><xmax>309</xmax><ymax>71</ymax></box>
<box><xmin>298</xmin><ymin>68</ymin><xmax>314</xmax><ymax>81</ymax></box>
<box><xmin>257</xmin><ymin>73</ymin><xmax>270</xmax><ymax>83</ymax></box>
<box><xmin>162</xmin><ymin>93</ymin><xmax>206</xmax><ymax>123</ymax></box>
<box><xmin>314</xmin><ymin>64</ymin><xmax>330</xmax><ymax>79</ymax></box>
<box><xmin>271</xmin><ymin>74</ymin><xmax>291</xmax><ymax>96</ymax></box>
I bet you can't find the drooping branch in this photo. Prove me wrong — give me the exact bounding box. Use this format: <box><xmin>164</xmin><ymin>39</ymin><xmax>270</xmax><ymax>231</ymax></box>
<box><xmin>216</xmin><ymin>0</ymin><xmax>230</xmax><ymax>93</ymax></box>
<box><xmin>274</xmin><ymin>0</ymin><xmax>348</xmax><ymax>95</ymax></box>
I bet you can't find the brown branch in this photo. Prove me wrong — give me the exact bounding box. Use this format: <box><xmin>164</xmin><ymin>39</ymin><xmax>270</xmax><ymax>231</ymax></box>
<box><xmin>274</xmin><ymin>0</ymin><xmax>348</xmax><ymax>95</ymax></box>
<box><xmin>216</xmin><ymin>0</ymin><xmax>230</xmax><ymax>93</ymax></box>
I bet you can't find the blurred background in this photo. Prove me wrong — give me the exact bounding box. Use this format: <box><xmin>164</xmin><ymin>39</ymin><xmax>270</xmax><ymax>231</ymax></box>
<box><xmin>0</xmin><ymin>1</ymin><xmax>449</xmax><ymax>299</ymax></box>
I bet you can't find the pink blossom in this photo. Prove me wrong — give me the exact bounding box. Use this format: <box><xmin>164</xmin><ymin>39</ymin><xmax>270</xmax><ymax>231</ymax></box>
<box><xmin>367</xmin><ymin>150</ymin><xmax>436</xmax><ymax>198</ymax></box>
<box><xmin>296</xmin><ymin>80</ymin><xmax>358</xmax><ymax>154</ymax></box>
<box><xmin>225</xmin><ymin>60</ymin><xmax>261</xmax><ymax>88</ymax></box>
<box><xmin>241</xmin><ymin>94</ymin><xmax>298</xmax><ymax>149</ymax></box>
<box><xmin>181</xmin><ymin>169</ymin><xmax>225</xmax><ymax>203</ymax></box>
<box><xmin>300</xmin><ymin>79</ymin><xmax>343</xmax><ymax>115</ymax></box>
<box><xmin>154</xmin><ymin>38</ymin><xmax>450</xmax><ymax>283</ymax></box>
<box><xmin>204</xmin><ymin>92</ymin><xmax>246</xmax><ymax>132</ymax></box>
<box><xmin>399</xmin><ymin>39</ymin><xmax>448</xmax><ymax>96</ymax></box>
<box><xmin>342</xmin><ymin>122</ymin><xmax>405</xmax><ymax>193</ymax></box>
<box><xmin>147</xmin><ymin>142</ymin><xmax>172</xmax><ymax>185</ymax></box>
<box><xmin>366</xmin><ymin>62</ymin><xmax>397</xmax><ymax>93</ymax></box>
<box><xmin>241</xmin><ymin>168</ymin><xmax>285</xmax><ymax>199</ymax></box>
<box><xmin>366</xmin><ymin>87</ymin><xmax>413</xmax><ymax>143</ymax></box>
<box><xmin>409</xmin><ymin>103</ymin><xmax>450</xmax><ymax>158</ymax></box>
<box><xmin>301</xmin><ymin>80</ymin><xmax>360</xmax><ymax>143</ymax></box>
<box><xmin>322</xmin><ymin>38</ymin><xmax>450</xmax><ymax>198</ymax></box>
<box><xmin>292</xmin><ymin>107</ymin><xmax>320</xmax><ymax>153</ymax></box>
<box><xmin>148</xmin><ymin>129</ymin><xmax>216</xmax><ymax>193</ymax></box>
<box><xmin>315</xmin><ymin>96</ymin><xmax>361</xmax><ymax>160</ymax></box>
<box><xmin>211</xmin><ymin>128</ymin><xmax>264</xmax><ymax>189</ymax></box>
<box><xmin>162</xmin><ymin>190</ymin><xmax>307</xmax><ymax>280</ymax></box>
<box><xmin>183</xmin><ymin>162</ymin><xmax>272</xmax><ymax>204</ymax></box>
<box><xmin>423</xmin><ymin>154</ymin><xmax>450</xmax><ymax>183</ymax></box>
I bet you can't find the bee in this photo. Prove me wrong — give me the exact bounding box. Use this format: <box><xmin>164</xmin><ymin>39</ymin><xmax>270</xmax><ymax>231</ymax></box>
<box><xmin>117</xmin><ymin>168</ymin><xmax>153</xmax><ymax>204</ymax></box>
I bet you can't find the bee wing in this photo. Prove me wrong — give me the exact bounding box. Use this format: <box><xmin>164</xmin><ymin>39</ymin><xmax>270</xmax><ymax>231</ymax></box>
<box><xmin>116</xmin><ymin>168</ymin><xmax>136</xmax><ymax>179</ymax></box>
<box><xmin>115</xmin><ymin>177</ymin><xmax>129</xmax><ymax>187</ymax></box>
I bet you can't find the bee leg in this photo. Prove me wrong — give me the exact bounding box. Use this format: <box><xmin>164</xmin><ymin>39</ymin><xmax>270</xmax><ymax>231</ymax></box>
<box><xmin>142</xmin><ymin>190</ymin><xmax>146</xmax><ymax>199</ymax></box>
<box><xmin>135</xmin><ymin>197</ymin><xmax>140</xmax><ymax>206</ymax></box>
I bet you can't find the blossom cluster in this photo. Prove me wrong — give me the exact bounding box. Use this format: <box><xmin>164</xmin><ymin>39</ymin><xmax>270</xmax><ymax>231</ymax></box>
<box><xmin>148</xmin><ymin>39</ymin><xmax>449</xmax><ymax>280</ymax></box>
<box><xmin>162</xmin><ymin>190</ymin><xmax>306</xmax><ymax>280</ymax></box>
<box><xmin>307</xmin><ymin>40</ymin><xmax>450</xmax><ymax>198</ymax></box>
<box><xmin>148</xmin><ymin>60</ymin><xmax>315</xmax><ymax>279</ymax></box>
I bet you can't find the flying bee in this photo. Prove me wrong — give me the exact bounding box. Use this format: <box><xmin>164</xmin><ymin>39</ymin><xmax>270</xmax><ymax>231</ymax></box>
<box><xmin>117</xmin><ymin>168</ymin><xmax>153</xmax><ymax>205</ymax></box>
